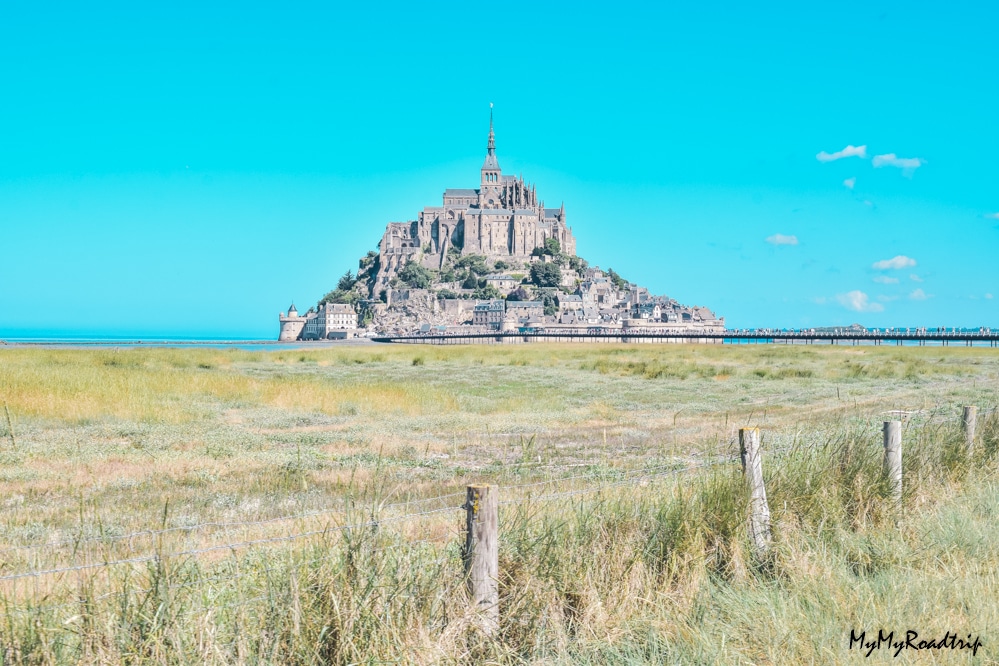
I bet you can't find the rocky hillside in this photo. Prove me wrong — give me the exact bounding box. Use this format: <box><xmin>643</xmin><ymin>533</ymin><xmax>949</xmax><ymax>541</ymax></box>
<box><xmin>309</xmin><ymin>238</ymin><xmax>721</xmax><ymax>336</ymax></box>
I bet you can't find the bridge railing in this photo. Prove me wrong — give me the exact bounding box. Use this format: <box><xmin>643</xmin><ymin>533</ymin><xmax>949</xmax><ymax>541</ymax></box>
<box><xmin>372</xmin><ymin>329</ymin><xmax>999</xmax><ymax>345</ymax></box>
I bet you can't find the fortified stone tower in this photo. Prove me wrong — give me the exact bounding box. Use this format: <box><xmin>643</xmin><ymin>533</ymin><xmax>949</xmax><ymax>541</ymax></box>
<box><xmin>278</xmin><ymin>303</ymin><xmax>307</xmax><ymax>341</ymax></box>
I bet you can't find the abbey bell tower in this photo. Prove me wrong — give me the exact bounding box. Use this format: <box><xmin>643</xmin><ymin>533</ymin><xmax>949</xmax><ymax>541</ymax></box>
<box><xmin>372</xmin><ymin>106</ymin><xmax>575</xmax><ymax>286</ymax></box>
<box><xmin>479</xmin><ymin>104</ymin><xmax>502</xmax><ymax>209</ymax></box>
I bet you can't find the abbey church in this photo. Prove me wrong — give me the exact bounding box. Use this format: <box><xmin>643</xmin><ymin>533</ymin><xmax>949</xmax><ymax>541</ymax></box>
<box><xmin>374</xmin><ymin>112</ymin><xmax>576</xmax><ymax>290</ymax></box>
<box><xmin>278</xmin><ymin>110</ymin><xmax>725</xmax><ymax>340</ymax></box>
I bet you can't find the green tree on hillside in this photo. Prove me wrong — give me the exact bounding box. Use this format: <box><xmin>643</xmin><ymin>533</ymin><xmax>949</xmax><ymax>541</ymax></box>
<box><xmin>606</xmin><ymin>268</ymin><xmax>629</xmax><ymax>290</ymax></box>
<box><xmin>537</xmin><ymin>289</ymin><xmax>559</xmax><ymax>316</ymax></box>
<box><xmin>530</xmin><ymin>262</ymin><xmax>562</xmax><ymax>288</ymax></box>
<box><xmin>398</xmin><ymin>262</ymin><xmax>434</xmax><ymax>289</ymax></box>
<box><xmin>455</xmin><ymin>254</ymin><xmax>489</xmax><ymax>275</ymax></box>
<box><xmin>507</xmin><ymin>286</ymin><xmax>531</xmax><ymax>302</ymax></box>
<box><xmin>472</xmin><ymin>284</ymin><xmax>502</xmax><ymax>300</ymax></box>
<box><xmin>319</xmin><ymin>289</ymin><xmax>359</xmax><ymax>306</ymax></box>
<box><xmin>337</xmin><ymin>270</ymin><xmax>357</xmax><ymax>291</ymax></box>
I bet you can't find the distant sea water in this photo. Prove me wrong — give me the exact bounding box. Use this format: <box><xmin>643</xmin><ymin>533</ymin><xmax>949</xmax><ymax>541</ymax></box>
<box><xmin>0</xmin><ymin>336</ymin><xmax>375</xmax><ymax>351</ymax></box>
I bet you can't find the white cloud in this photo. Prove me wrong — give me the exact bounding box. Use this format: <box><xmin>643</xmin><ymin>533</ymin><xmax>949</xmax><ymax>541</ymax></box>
<box><xmin>813</xmin><ymin>296</ymin><xmax>828</xmax><ymax>304</ymax></box>
<box><xmin>843</xmin><ymin>177</ymin><xmax>856</xmax><ymax>190</ymax></box>
<box><xmin>766</xmin><ymin>233</ymin><xmax>799</xmax><ymax>246</ymax></box>
<box><xmin>909</xmin><ymin>288</ymin><xmax>930</xmax><ymax>301</ymax></box>
<box><xmin>985</xmin><ymin>213</ymin><xmax>999</xmax><ymax>220</ymax></box>
<box><xmin>872</xmin><ymin>255</ymin><xmax>917</xmax><ymax>270</ymax></box>
<box><xmin>817</xmin><ymin>145</ymin><xmax>867</xmax><ymax>162</ymax></box>
<box><xmin>873</xmin><ymin>276</ymin><xmax>899</xmax><ymax>284</ymax></box>
<box><xmin>910</xmin><ymin>274</ymin><xmax>923</xmax><ymax>282</ymax></box>
<box><xmin>836</xmin><ymin>290</ymin><xmax>884</xmax><ymax>312</ymax></box>
<box><xmin>878</xmin><ymin>294</ymin><xmax>900</xmax><ymax>302</ymax></box>
<box><xmin>872</xmin><ymin>153</ymin><xmax>925</xmax><ymax>176</ymax></box>
<box><xmin>986</xmin><ymin>293</ymin><xmax>994</xmax><ymax>300</ymax></box>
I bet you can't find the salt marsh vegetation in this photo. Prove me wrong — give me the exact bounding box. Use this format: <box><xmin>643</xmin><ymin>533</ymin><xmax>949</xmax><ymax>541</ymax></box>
<box><xmin>0</xmin><ymin>344</ymin><xmax>997</xmax><ymax>663</ymax></box>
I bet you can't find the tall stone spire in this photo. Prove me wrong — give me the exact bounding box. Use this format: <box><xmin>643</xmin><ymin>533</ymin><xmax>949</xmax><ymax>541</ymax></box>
<box><xmin>487</xmin><ymin>103</ymin><xmax>496</xmax><ymax>155</ymax></box>
<box><xmin>481</xmin><ymin>103</ymin><xmax>500</xmax><ymax>171</ymax></box>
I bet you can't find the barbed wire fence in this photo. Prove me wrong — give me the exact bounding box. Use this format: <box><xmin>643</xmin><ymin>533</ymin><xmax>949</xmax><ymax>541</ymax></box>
<box><xmin>0</xmin><ymin>403</ymin><xmax>994</xmax><ymax>633</ymax></box>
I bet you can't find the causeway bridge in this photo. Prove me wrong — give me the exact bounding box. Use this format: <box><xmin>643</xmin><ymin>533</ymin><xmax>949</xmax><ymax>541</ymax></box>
<box><xmin>373</xmin><ymin>328</ymin><xmax>999</xmax><ymax>347</ymax></box>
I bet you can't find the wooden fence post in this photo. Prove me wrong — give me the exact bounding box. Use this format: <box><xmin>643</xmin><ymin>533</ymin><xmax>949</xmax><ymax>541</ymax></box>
<box><xmin>883</xmin><ymin>421</ymin><xmax>902</xmax><ymax>505</ymax></box>
<box><xmin>963</xmin><ymin>406</ymin><xmax>978</xmax><ymax>455</ymax></box>
<box><xmin>739</xmin><ymin>428</ymin><xmax>771</xmax><ymax>555</ymax></box>
<box><xmin>464</xmin><ymin>484</ymin><xmax>498</xmax><ymax>635</ymax></box>
<box><xmin>3</xmin><ymin>404</ymin><xmax>14</xmax><ymax>449</ymax></box>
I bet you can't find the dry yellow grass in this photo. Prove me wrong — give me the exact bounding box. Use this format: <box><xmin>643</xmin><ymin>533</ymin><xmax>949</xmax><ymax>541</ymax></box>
<box><xmin>0</xmin><ymin>344</ymin><xmax>997</xmax><ymax>663</ymax></box>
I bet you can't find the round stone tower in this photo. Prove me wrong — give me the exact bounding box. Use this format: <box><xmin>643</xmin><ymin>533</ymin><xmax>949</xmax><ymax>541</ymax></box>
<box><xmin>278</xmin><ymin>303</ymin><xmax>307</xmax><ymax>341</ymax></box>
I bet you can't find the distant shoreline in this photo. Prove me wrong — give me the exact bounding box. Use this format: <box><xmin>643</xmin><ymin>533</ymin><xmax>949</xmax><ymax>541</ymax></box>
<box><xmin>0</xmin><ymin>338</ymin><xmax>377</xmax><ymax>350</ymax></box>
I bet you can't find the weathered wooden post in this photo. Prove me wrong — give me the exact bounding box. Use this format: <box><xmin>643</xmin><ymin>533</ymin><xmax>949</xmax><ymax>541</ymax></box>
<box><xmin>963</xmin><ymin>406</ymin><xmax>978</xmax><ymax>455</ymax></box>
<box><xmin>883</xmin><ymin>421</ymin><xmax>902</xmax><ymax>505</ymax></box>
<box><xmin>739</xmin><ymin>428</ymin><xmax>771</xmax><ymax>554</ymax></box>
<box><xmin>3</xmin><ymin>404</ymin><xmax>14</xmax><ymax>448</ymax></box>
<box><xmin>464</xmin><ymin>484</ymin><xmax>498</xmax><ymax>635</ymax></box>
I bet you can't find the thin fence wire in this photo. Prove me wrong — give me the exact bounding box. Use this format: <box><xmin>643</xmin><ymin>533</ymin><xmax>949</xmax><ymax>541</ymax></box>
<box><xmin>0</xmin><ymin>453</ymin><xmax>758</xmax><ymax>623</ymax></box>
<box><xmin>0</xmin><ymin>459</ymin><xmax>731</xmax><ymax>558</ymax></box>
<box><xmin>0</xmin><ymin>504</ymin><xmax>463</xmax><ymax>583</ymax></box>
<box><xmin>1</xmin><ymin>457</ymin><xmax>734</xmax><ymax>583</ymax></box>
<box><xmin>0</xmin><ymin>409</ymin><xmax>981</xmax><ymax>601</ymax></box>
<box><xmin>2</xmin><ymin>404</ymin><xmax>976</xmax><ymax>556</ymax></box>
<box><xmin>6</xmin><ymin>531</ymin><xmax>458</xmax><ymax>617</ymax></box>
<box><xmin>496</xmin><ymin>457</ymin><xmax>729</xmax><ymax>493</ymax></box>
<box><xmin>499</xmin><ymin>459</ymin><xmax>725</xmax><ymax>506</ymax></box>
<box><xmin>0</xmin><ymin>489</ymin><xmax>469</xmax><ymax>555</ymax></box>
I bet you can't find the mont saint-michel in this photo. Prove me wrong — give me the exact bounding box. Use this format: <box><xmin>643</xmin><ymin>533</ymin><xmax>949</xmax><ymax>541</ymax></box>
<box><xmin>278</xmin><ymin>114</ymin><xmax>723</xmax><ymax>341</ymax></box>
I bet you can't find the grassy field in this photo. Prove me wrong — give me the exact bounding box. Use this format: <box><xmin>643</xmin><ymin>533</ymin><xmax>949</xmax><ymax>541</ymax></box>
<box><xmin>0</xmin><ymin>343</ymin><xmax>997</xmax><ymax>664</ymax></box>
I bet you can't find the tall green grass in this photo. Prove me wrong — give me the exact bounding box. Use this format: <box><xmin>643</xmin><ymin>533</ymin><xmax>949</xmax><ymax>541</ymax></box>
<box><xmin>1</xmin><ymin>412</ymin><xmax>997</xmax><ymax>663</ymax></box>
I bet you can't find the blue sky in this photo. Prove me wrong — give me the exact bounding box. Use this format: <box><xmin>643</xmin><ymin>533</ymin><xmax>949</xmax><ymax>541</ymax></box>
<box><xmin>1</xmin><ymin>1</ymin><xmax>997</xmax><ymax>338</ymax></box>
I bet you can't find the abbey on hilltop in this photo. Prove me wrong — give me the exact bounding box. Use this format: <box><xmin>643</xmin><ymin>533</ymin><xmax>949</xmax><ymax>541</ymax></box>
<box><xmin>278</xmin><ymin>110</ymin><xmax>723</xmax><ymax>340</ymax></box>
<box><xmin>373</xmin><ymin>108</ymin><xmax>576</xmax><ymax>291</ymax></box>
